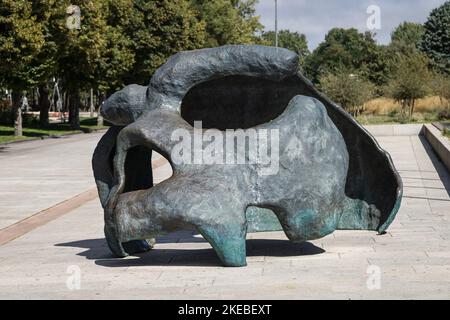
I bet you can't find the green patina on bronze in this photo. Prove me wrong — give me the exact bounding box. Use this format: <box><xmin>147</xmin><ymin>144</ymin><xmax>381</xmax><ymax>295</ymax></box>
<box><xmin>92</xmin><ymin>45</ymin><xmax>402</xmax><ymax>267</ymax></box>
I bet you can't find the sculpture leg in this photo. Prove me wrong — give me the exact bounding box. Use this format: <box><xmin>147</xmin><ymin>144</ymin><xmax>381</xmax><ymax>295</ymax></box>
<box><xmin>276</xmin><ymin>205</ymin><xmax>340</xmax><ymax>242</ymax></box>
<box><xmin>104</xmin><ymin>223</ymin><xmax>128</xmax><ymax>258</ymax></box>
<box><xmin>197</xmin><ymin>224</ymin><xmax>248</xmax><ymax>267</ymax></box>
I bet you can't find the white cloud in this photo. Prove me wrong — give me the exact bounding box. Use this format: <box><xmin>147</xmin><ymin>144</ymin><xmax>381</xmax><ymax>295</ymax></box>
<box><xmin>256</xmin><ymin>0</ymin><xmax>447</xmax><ymax>50</ymax></box>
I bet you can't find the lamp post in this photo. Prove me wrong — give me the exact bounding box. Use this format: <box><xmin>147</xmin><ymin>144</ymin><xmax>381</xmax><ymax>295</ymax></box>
<box><xmin>275</xmin><ymin>0</ymin><xmax>278</xmax><ymax>47</ymax></box>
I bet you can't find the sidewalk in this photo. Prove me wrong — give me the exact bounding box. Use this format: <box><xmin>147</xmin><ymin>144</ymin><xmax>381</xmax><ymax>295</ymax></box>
<box><xmin>0</xmin><ymin>133</ymin><xmax>104</xmax><ymax>230</ymax></box>
<box><xmin>0</xmin><ymin>131</ymin><xmax>449</xmax><ymax>299</ymax></box>
<box><xmin>0</xmin><ymin>132</ymin><xmax>170</xmax><ymax>232</ymax></box>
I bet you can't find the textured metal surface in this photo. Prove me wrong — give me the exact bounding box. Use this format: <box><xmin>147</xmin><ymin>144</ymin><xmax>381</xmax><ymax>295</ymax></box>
<box><xmin>93</xmin><ymin>45</ymin><xmax>402</xmax><ymax>267</ymax></box>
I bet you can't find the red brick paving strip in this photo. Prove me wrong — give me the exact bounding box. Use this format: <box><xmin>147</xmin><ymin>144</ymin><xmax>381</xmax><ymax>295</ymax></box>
<box><xmin>0</xmin><ymin>158</ymin><xmax>169</xmax><ymax>246</ymax></box>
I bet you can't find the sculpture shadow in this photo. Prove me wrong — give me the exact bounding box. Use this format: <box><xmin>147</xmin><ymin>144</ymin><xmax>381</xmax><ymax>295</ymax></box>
<box><xmin>56</xmin><ymin>236</ymin><xmax>325</xmax><ymax>268</ymax></box>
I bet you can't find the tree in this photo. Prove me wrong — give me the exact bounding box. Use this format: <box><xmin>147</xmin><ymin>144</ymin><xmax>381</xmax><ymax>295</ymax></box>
<box><xmin>421</xmin><ymin>1</ymin><xmax>450</xmax><ymax>74</ymax></box>
<box><xmin>190</xmin><ymin>0</ymin><xmax>263</xmax><ymax>48</ymax></box>
<box><xmin>0</xmin><ymin>0</ymin><xmax>46</xmax><ymax>135</ymax></box>
<box><xmin>122</xmin><ymin>0</ymin><xmax>207</xmax><ymax>85</ymax></box>
<box><xmin>50</xmin><ymin>0</ymin><xmax>110</xmax><ymax>129</ymax></box>
<box><xmin>390</xmin><ymin>22</ymin><xmax>425</xmax><ymax>55</ymax></box>
<box><xmin>93</xmin><ymin>0</ymin><xmax>135</xmax><ymax>94</ymax></box>
<box><xmin>319</xmin><ymin>69</ymin><xmax>375</xmax><ymax>117</ymax></box>
<box><xmin>304</xmin><ymin>28</ymin><xmax>388</xmax><ymax>86</ymax></box>
<box><xmin>52</xmin><ymin>0</ymin><xmax>139</xmax><ymax>128</ymax></box>
<box><xmin>30</xmin><ymin>0</ymin><xmax>61</xmax><ymax>127</ymax></box>
<box><xmin>385</xmin><ymin>53</ymin><xmax>432</xmax><ymax>119</ymax></box>
<box><xmin>48</xmin><ymin>0</ymin><xmax>209</xmax><ymax>128</ymax></box>
<box><xmin>431</xmin><ymin>72</ymin><xmax>450</xmax><ymax>108</ymax></box>
<box><xmin>262</xmin><ymin>30</ymin><xmax>310</xmax><ymax>67</ymax></box>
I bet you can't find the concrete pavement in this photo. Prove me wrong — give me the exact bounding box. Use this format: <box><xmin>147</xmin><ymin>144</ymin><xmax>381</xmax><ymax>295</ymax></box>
<box><xmin>0</xmin><ymin>133</ymin><xmax>104</xmax><ymax>230</ymax></box>
<box><xmin>0</xmin><ymin>132</ymin><xmax>170</xmax><ymax>231</ymax></box>
<box><xmin>0</xmin><ymin>129</ymin><xmax>449</xmax><ymax>299</ymax></box>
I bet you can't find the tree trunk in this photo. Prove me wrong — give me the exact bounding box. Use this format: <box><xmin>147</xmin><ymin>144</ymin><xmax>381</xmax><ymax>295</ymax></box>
<box><xmin>38</xmin><ymin>84</ymin><xmax>50</xmax><ymax>128</ymax></box>
<box><xmin>32</xmin><ymin>89</ymin><xmax>37</xmax><ymax>111</ymax></box>
<box><xmin>89</xmin><ymin>88</ymin><xmax>94</xmax><ymax>118</ymax></box>
<box><xmin>12</xmin><ymin>91</ymin><xmax>22</xmax><ymax>137</ymax></box>
<box><xmin>68</xmin><ymin>89</ymin><xmax>80</xmax><ymax>130</ymax></box>
<box><xmin>409</xmin><ymin>99</ymin><xmax>416</xmax><ymax>120</ymax></box>
<box><xmin>97</xmin><ymin>92</ymin><xmax>106</xmax><ymax>126</ymax></box>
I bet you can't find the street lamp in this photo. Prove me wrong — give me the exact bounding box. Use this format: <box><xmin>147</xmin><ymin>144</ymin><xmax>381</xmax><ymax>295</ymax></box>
<box><xmin>275</xmin><ymin>0</ymin><xmax>278</xmax><ymax>47</ymax></box>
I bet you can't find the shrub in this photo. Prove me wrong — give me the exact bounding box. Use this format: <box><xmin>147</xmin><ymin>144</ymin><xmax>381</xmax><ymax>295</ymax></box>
<box><xmin>385</xmin><ymin>53</ymin><xmax>432</xmax><ymax>119</ymax></box>
<box><xmin>438</xmin><ymin>109</ymin><xmax>450</xmax><ymax>120</ymax></box>
<box><xmin>319</xmin><ymin>69</ymin><xmax>375</xmax><ymax>117</ymax></box>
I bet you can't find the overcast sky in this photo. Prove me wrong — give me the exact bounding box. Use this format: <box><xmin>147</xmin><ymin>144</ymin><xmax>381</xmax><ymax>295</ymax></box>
<box><xmin>255</xmin><ymin>0</ymin><xmax>447</xmax><ymax>51</ymax></box>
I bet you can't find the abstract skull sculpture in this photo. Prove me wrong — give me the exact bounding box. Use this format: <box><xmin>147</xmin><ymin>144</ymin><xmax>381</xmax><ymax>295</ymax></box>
<box><xmin>93</xmin><ymin>45</ymin><xmax>403</xmax><ymax>267</ymax></box>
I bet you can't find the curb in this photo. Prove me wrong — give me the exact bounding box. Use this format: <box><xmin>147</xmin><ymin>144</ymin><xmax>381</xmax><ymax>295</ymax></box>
<box><xmin>422</xmin><ymin>124</ymin><xmax>450</xmax><ymax>173</ymax></box>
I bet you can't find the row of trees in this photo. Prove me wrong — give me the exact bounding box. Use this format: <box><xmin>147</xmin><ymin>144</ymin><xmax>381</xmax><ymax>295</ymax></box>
<box><xmin>310</xmin><ymin>2</ymin><xmax>450</xmax><ymax>119</ymax></box>
<box><xmin>258</xmin><ymin>2</ymin><xmax>450</xmax><ymax>119</ymax></box>
<box><xmin>1</xmin><ymin>0</ymin><xmax>449</xmax><ymax>134</ymax></box>
<box><xmin>0</xmin><ymin>0</ymin><xmax>264</xmax><ymax>135</ymax></box>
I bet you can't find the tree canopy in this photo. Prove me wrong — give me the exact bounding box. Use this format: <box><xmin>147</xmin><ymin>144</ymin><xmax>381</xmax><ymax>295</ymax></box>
<box><xmin>0</xmin><ymin>0</ymin><xmax>47</xmax><ymax>91</ymax></box>
<box><xmin>304</xmin><ymin>28</ymin><xmax>388</xmax><ymax>86</ymax></box>
<box><xmin>262</xmin><ymin>30</ymin><xmax>310</xmax><ymax>67</ymax></box>
<box><xmin>385</xmin><ymin>53</ymin><xmax>432</xmax><ymax>118</ymax></box>
<box><xmin>191</xmin><ymin>0</ymin><xmax>263</xmax><ymax>48</ymax></box>
<box><xmin>390</xmin><ymin>22</ymin><xmax>425</xmax><ymax>54</ymax></box>
<box><xmin>319</xmin><ymin>69</ymin><xmax>375</xmax><ymax>116</ymax></box>
<box><xmin>421</xmin><ymin>1</ymin><xmax>450</xmax><ymax>74</ymax></box>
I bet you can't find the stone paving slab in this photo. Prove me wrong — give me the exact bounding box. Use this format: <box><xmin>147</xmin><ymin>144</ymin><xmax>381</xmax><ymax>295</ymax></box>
<box><xmin>0</xmin><ymin>132</ymin><xmax>169</xmax><ymax>230</ymax></box>
<box><xmin>0</xmin><ymin>134</ymin><xmax>104</xmax><ymax>230</ymax></box>
<box><xmin>0</xmin><ymin>134</ymin><xmax>449</xmax><ymax>299</ymax></box>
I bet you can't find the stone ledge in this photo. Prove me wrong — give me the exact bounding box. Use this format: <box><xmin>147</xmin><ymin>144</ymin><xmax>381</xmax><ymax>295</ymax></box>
<box><xmin>422</xmin><ymin>124</ymin><xmax>450</xmax><ymax>172</ymax></box>
<box><xmin>364</xmin><ymin>124</ymin><xmax>424</xmax><ymax>137</ymax></box>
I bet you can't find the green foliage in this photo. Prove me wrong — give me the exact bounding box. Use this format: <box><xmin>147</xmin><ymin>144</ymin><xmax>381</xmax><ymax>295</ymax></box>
<box><xmin>0</xmin><ymin>111</ymin><xmax>38</xmax><ymax>126</ymax></box>
<box><xmin>439</xmin><ymin>110</ymin><xmax>450</xmax><ymax>120</ymax></box>
<box><xmin>190</xmin><ymin>0</ymin><xmax>263</xmax><ymax>48</ymax></box>
<box><xmin>385</xmin><ymin>53</ymin><xmax>432</xmax><ymax>118</ymax></box>
<box><xmin>0</xmin><ymin>0</ymin><xmax>47</xmax><ymax>90</ymax></box>
<box><xmin>121</xmin><ymin>0</ymin><xmax>207</xmax><ymax>85</ymax></box>
<box><xmin>54</xmin><ymin>1</ymin><xmax>112</xmax><ymax>90</ymax></box>
<box><xmin>319</xmin><ymin>69</ymin><xmax>375</xmax><ymax>116</ymax></box>
<box><xmin>261</xmin><ymin>30</ymin><xmax>310</xmax><ymax>67</ymax></box>
<box><xmin>0</xmin><ymin>0</ymin><xmax>263</xmax><ymax>132</ymax></box>
<box><xmin>304</xmin><ymin>28</ymin><xmax>388</xmax><ymax>86</ymax></box>
<box><xmin>390</xmin><ymin>22</ymin><xmax>425</xmax><ymax>54</ymax></box>
<box><xmin>431</xmin><ymin>72</ymin><xmax>450</xmax><ymax>108</ymax></box>
<box><xmin>421</xmin><ymin>1</ymin><xmax>450</xmax><ymax>74</ymax></box>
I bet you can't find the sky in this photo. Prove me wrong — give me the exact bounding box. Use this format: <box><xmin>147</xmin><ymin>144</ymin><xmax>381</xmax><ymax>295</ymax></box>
<box><xmin>255</xmin><ymin>0</ymin><xmax>448</xmax><ymax>51</ymax></box>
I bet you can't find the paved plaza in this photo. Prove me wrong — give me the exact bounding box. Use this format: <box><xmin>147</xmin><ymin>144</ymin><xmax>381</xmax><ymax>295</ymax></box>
<box><xmin>0</xmin><ymin>128</ymin><xmax>449</xmax><ymax>299</ymax></box>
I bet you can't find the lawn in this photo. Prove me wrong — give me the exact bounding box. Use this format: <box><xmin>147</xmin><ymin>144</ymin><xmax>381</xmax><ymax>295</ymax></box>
<box><xmin>356</xmin><ymin>112</ymin><xmax>440</xmax><ymax>126</ymax></box>
<box><xmin>0</xmin><ymin>118</ymin><xmax>108</xmax><ymax>144</ymax></box>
